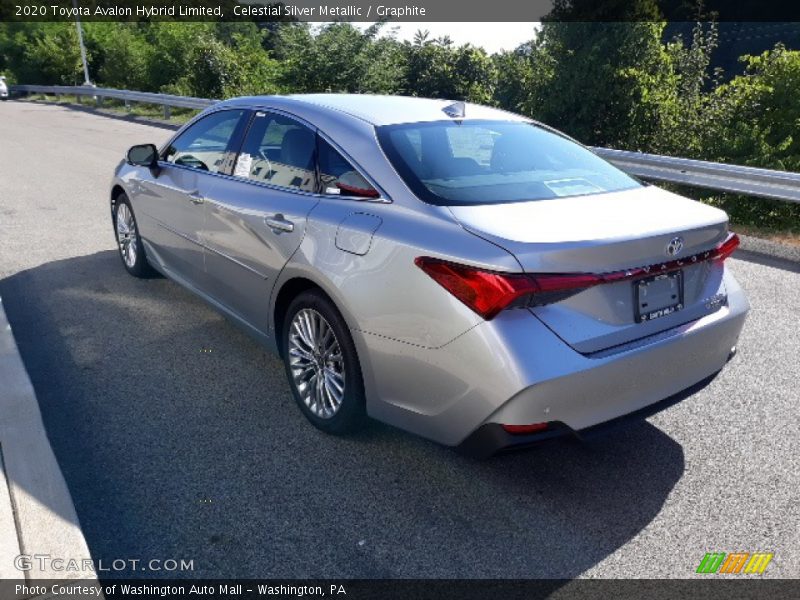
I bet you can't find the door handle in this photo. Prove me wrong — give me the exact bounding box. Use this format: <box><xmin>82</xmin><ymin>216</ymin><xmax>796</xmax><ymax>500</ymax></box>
<box><xmin>265</xmin><ymin>214</ymin><xmax>294</xmax><ymax>234</ymax></box>
<box><xmin>187</xmin><ymin>190</ymin><xmax>204</xmax><ymax>205</ymax></box>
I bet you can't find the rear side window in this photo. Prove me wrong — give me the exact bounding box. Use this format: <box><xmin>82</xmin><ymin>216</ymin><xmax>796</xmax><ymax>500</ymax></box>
<box><xmin>233</xmin><ymin>112</ymin><xmax>316</xmax><ymax>193</ymax></box>
<box><xmin>163</xmin><ymin>110</ymin><xmax>246</xmax><ymax>174</ymax></box>
<box><xmin>376</xmin><ymin>120</ymin><xmax>641</xmax><ymax>206</ymax></box>
<box><xmin>318</xmin><ymin>139</ymin><xmax>378</xmax><ymax>198</ymax></box>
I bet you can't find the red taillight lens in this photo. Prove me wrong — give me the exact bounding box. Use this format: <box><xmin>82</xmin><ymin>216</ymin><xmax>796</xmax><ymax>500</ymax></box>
<box><xmin>502</xmin><ymin>422</ymin><xmax>549</xmax><ymax>435</ymax></box>
<box><xmin>415</xmin><ymin>232</ymin><xmax>740</xmax><ymax>321</ymax></box>
<box><xmin>413</xmin><ymin>257</ymin><xmax>538</xmax><ymax>320</ymax></box>
<box><xmin>414</xmin><ymin>258</ymin><xmax>602</xmax><ymax>319</ymax></box>
<box><xmin>711</xmin><ymin>232</ymin><xmax>740</xmax><ymax>262</ymax></box>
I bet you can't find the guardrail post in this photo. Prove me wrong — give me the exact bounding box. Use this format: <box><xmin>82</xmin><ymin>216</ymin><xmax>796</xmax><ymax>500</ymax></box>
<box><xmin>76</xmin><ymin>93</ymin><xmax>81</xmax><ymax>105</ymax></box>
<box><xmin>125</xmin><ymin>99</ymin><xmax>131</xmax><ymax>112</ymax></box>
<box><xmin>163</xmin><ymin>104</ymin><xmax>171</xmax><ymax>120</ymax></box>
<box><xmin>95</xmin><ymin>95</ymin><xmax>102</xmax><ymax>108</ymax></box>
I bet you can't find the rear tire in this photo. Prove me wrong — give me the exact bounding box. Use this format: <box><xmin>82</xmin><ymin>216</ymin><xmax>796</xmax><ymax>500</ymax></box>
<box><xmin>113</xmin><ymin>194</ymin><xmax>154</xmax><ymax>278</ymax></box>
<box><xmin>282</xmin><ymin>290</ymin><xmax>367</xmax><ymax>435</ymax></box>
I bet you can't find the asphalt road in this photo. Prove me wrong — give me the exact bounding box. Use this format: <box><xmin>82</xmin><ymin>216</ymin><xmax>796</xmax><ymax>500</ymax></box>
<box><xmin>0</xmin><ymin>101</ymin><xmax>798</xmax><ymax>579</ymax></box>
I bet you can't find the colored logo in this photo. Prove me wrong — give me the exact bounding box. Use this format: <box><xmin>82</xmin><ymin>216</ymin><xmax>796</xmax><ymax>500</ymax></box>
<box><xmin>696</xmin><ymin>552</ymin><xmax>773</xmax><ymax>575</ymax></box>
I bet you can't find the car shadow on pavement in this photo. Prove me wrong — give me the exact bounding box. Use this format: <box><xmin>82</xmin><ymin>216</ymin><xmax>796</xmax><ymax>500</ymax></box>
<box><xmin>733</xmin><ymin>248</ymin><xmax>800</xmax><ymax>274</ymax></box>
<box><xmin>0</xmin><ymin>250</ymin><xmax>686</xmax><ymax>581</ymax></box>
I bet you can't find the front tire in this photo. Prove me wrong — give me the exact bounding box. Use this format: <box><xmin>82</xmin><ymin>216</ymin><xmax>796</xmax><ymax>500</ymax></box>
<box><xmin>113</xmin><ymin>194</ymin><xmax>153</xmax><ymax>278</ymax></box>
<box><xmin>282</xmin><ymin>291</ymin><xmax>366</xmax><ymax>435</ymax></box>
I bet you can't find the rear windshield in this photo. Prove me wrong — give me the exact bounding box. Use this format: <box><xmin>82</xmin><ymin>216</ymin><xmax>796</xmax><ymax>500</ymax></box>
<box><xmin>376</xmin><ymin>120</ymin><xmax>641</xmax><ymax>206</ymax></box>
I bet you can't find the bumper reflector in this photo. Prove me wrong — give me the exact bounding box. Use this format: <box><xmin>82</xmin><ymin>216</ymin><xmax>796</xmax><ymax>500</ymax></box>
<box><xmin>501</xmin><ymin>422</ymin><xmax>549</xmax><ymax>435</ymax></box>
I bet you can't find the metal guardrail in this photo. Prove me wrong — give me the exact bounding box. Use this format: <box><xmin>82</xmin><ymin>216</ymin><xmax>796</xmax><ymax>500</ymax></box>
<box><xmin>11</xmin><ymin>84</ymin><xmax>215</xmax><ymax>119</ymax></box>
<box><xmin>10</xmin><ymin>84</ymin><xmax>800</xmax><ymax>205</ymax></box>
<box><xmin>593</xmin><ymin>147</ymin><xmax>800</xmax><ymax>205</ymax></box>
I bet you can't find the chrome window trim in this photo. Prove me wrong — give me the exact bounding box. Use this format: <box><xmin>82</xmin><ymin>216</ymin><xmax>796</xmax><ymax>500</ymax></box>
<box><xmin>156</xmin><ymin>160</ymin><xmax>391</xmax><ymax>205</ymax></box>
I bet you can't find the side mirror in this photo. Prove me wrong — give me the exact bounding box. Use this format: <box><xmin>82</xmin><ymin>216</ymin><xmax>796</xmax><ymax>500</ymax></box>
<box><xmin>127</xmin><ymin>144</ymin><xmax>160</xmax><ymax>176</ymax></box>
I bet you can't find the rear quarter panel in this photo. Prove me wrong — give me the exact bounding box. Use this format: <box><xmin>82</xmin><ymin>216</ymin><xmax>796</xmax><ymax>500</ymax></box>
<box><xmin>275</xmin><ymin>197</ymin><xmax>521</xmax><ymax>349</ymax></box>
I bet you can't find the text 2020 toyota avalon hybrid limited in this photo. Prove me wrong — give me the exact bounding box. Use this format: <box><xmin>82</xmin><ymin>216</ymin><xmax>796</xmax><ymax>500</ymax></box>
<box><xmin>111</xmin><ymin>95</ymin><xmax>749</xmax><ymax>457</ymax></box>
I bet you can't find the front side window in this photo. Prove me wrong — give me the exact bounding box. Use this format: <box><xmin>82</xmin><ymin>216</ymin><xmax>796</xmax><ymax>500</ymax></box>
<box><xmin>376</xmin><ymin>120</ymin><xmax>641</xmax><ymax>206</ymax></box>
<box><xmin>233</xmin><ymin>112</ymin><xmax>316</xmax><ymax>193</ymax></box>
<box><xmin>163</xmin><ymin>110</ymin><xmax>246</xmax><ymax>174</ymax></box>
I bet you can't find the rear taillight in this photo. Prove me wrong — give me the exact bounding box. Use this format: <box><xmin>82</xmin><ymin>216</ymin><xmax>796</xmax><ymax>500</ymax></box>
<box><xmin>416</xmin><ymin>232</ymin><xmax>739</xmax><ymax>320</ymax></box>
<box><xmin>413</xmin><ymin>258</ymin><xmax>539</xmax><ymax>320</ymax></box>
<box><xmin>711</xmin><ymin>231</ymin><xmax>740</xmax><ymax>261</ymax></box>
<box><xmin>414</xmin><ymin>257</ymin><xmax>602</xmax><ymax>320</ymax></box>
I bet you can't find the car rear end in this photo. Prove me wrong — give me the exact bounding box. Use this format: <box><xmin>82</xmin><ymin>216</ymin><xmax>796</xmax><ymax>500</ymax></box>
<box><xmin>450</xmin><ymin>269</ymin><xmax>748</xmax><ymax>457</ymax></box>
<box><xmin>374</xmin><ymin>116</ymin><xmax>750</xmax><ymax>456</ymax></box>
<box><xmin>0</xmin><ymin>78</ymin><xmax>9</xmax><ymax>100</ymax></box>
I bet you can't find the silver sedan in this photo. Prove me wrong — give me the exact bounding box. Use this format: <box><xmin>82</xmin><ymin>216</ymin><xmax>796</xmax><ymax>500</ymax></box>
<box><xmin>110</xmin><ymin>94</ymin><xmax>749</xmax><ymax>457</ymax></box>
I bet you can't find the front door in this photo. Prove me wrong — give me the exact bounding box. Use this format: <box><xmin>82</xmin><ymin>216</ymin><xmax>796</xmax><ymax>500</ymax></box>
<box><xmin>134</xmin><ymin>109</ymin><xmax>247</xmax><ymax>289</ymax></box>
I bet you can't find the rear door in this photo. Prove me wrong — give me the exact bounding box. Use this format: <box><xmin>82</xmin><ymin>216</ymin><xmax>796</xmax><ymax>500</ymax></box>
<box><xmin>202</xmin><ymin>110</ymin><xmax>321</xmax><ymax>333</ymax></box>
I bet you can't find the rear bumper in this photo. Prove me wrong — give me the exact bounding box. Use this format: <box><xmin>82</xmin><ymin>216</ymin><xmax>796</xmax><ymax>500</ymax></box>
<box><xmin>358</xmin><ymin>270</ymin><xmax>749</xmax><ymax>449</ymax></box>
<box><xmin>456</xmin><ymin>369</ymin><xmax>725</xmax><ymax>459</ymax></box>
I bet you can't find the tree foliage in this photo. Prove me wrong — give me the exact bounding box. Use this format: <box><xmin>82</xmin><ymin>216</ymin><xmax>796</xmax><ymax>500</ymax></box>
<box><xmin>0</xmin><ymin>19</ymin><xmax>799</xmax><ymax>228</ymax></box>
<box><xmin>0</xmin><ymin>23</ymin><xmax>84</xmax><ymax>85</ymax></box>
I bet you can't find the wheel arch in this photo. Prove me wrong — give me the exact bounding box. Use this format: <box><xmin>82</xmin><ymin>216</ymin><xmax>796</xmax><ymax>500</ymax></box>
<box><xmin>273</xmin><ymin>277</ymin><xmax>334</xmax><ymax>359</ymax></box>
<box><xmin>110</xmin><ymin>184</ymin><xmax>126</xmax><ymax>203</ymax></box>
<box><xmin>110</xmin><ymin>184</ymin><xmax>126</xmax><ymax>222</ymax></box>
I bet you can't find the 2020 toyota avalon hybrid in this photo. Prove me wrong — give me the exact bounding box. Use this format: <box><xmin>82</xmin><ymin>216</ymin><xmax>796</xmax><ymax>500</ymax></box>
<box><xmin>110</xmin><ymin>94</ymin><xmax>749</xmax><ymax>456</ymax></box>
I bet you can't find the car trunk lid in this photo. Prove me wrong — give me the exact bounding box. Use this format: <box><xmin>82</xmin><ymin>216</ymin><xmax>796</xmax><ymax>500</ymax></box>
<box><xmin>448</xmin><ymin>186</ymin><xmax>731</xmax><ymax>353</ymax></box>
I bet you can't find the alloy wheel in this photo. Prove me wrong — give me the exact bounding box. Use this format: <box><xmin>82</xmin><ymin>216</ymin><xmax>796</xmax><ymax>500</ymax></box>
<box><xmin>116</xmin><ymin>203</ymin><xmax>138</xmax><ymax>268</ymax></box>
<box><xmin>287</xmin><ymin>308</ymin><xmax>346</xmax><ymax>419</ymax></box>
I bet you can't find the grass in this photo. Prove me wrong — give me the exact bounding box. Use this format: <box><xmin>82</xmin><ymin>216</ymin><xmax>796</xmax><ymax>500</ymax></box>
<box><xmin>20</xmin><ymin>93</ymin><xmax>199</xmax><ymax>125</ymax></box>
<box><xmin>729</xmin><ymin>224</ymin><xmax>800</xmax><ymax>247</ymax></box>
<box><xmin>701</xmin><ymin>194</ymin><xmax>800</xmax><ymax>246</ymax></box>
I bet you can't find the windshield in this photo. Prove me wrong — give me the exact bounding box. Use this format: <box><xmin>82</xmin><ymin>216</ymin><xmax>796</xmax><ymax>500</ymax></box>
<box><xmin>376</xmin><ymin>120</ymin><xmax>641</xmax><ymax>206</ymax></box>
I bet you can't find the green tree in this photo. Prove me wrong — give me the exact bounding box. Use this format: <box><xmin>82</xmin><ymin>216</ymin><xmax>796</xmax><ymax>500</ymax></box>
<box><xmin>403</xmin><ymin>31</ymin><xmax>497</xmax><ymax>103</ymax></box>
<box><xmin>275</xmin><ymin>22</ymin><xmax>405</xmax><ymax>94</ymax></box>
<box><xmin>699</xmin><ymin>45</ymin><xmax>800</xmax><ymax>231</ymax></box>
<box><xmin>493</xmin><ymin>42</ymin><xmax>539</xmax><ymax>113</ymax></box>
<box><xmin>658</xmin><ymin>20</ymin><xmax>721</xmax><ymax>157</ymax></box>
<box><xmin>526</xmin><ymin>21</ymin><xmax>678</xmax><ymax>148</ymax></box>
<box><xmin>359</xmin><ymin>25</ymin><xmax>407</xmax><ymax>94</ymax></box>
<box><xmin>1</xmin><ymin>23</ymin><xmax>85</xmax><ymax>85</ymax></box>
<box><xmin>84</xmin><ymin>23</ymin><xmax>152</xmax><ymax>90</ymax></box>
<box><xmin>707</xmin><ymin>45</ymin><xmax>800</xmax><ymax>171</ymax></box>
<box><xmin>143</xmin><ymin>23</ymin><xmax>214</xmax><ymax>93</ymax></box>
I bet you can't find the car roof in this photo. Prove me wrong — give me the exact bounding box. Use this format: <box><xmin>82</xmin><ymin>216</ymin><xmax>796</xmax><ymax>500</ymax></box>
<box><xmin>216</xmin><ymin>94</ymin><xmax>530</xmax><ymax>127</ymax></box>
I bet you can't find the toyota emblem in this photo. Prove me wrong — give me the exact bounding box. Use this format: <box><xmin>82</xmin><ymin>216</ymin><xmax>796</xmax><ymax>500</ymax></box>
<box><xmin>665</xmin><ymin>236</ymin><xmax>684</xmax><ymax>257</ymax></box>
